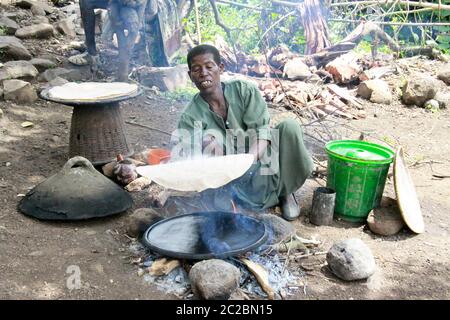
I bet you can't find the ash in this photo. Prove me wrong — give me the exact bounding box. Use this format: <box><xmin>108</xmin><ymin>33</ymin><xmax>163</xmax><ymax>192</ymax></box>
<box><xmin>229</xmin><ymin>252</ymin><xmax>306</xmax><ymax>299</ymax></box>
<box><xmin>129</xmin><ymin>242</ymin><xmax>306</xmax><ymax>300</ymax></box>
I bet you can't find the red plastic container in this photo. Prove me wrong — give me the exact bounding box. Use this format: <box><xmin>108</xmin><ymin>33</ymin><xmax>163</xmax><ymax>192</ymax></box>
<box><xmin>148</xmin><ymin>148</ymin><xmax>171</xmax><ymax>165</ymax></box>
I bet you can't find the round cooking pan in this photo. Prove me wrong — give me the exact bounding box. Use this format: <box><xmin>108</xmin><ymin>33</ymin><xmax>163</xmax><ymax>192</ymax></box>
<box><xmin>142</xmin><ymin>212</ymin><xmax>268</xmax><ymax>260</ymax></box>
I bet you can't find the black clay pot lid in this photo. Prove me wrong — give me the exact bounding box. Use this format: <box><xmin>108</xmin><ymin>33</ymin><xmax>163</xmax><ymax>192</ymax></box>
<box><xmin>18</xmin><ymin>156</ymin><xmax>133</xmax><ymax>220</ymax></box>
<box><xmin>142</xmin><ymin>211</ymin><xmax>268</xmax><ymax>260</ymax></box>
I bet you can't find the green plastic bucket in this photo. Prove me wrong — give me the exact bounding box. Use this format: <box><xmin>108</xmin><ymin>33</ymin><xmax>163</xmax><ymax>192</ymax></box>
<box><xmin>325</xmin><ymin>140</ymin><xmax>395</xmax><ymax>222</ymax></box>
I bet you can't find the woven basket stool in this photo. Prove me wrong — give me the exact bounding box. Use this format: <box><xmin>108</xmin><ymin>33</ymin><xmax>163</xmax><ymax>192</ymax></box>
<box><xmin>69</xmin><ymin>102</ymin><xmax>133</xmax><ymax>165</ymax></box>
<box><xmin>40</xmin><ymin>86</ymin><xmax>142</xmax><ymax>166</ymax></box>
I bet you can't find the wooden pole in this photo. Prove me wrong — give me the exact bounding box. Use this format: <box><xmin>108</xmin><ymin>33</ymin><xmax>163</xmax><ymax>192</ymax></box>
<box><xmin>271</xmin><ymin>0</ymin><xmax>450</xmax><ymax>11</ymax></box>
<box><xmin>331</xmin><ymin>19</ymin><xmax>450</xmax><ymax>27</ymax></box>
<box><xmin>193</xmin><ymin>0</ymin><xmax>202</xmax><ymax>44</ymax></box>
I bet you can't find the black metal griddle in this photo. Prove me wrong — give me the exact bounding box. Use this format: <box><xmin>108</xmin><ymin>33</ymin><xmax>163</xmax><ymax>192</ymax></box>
<box><xmin>142</xmin><ymin>211</ymin><xmax>268</xmax><ymax>260</ymax></box>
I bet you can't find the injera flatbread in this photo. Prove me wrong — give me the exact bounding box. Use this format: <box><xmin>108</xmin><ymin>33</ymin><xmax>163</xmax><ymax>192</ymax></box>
<box><xmin>47</xmin><ymin>82</ymin><xmax>138</xmax><ymax>102</ymax></box>
<box><xmin>394</xmin><ymin>147</ymin><xmax>425</xmax><ymax>234</ymax></box>
<box><xmin>136</xmin><ymin>154</ymin><xmax>255</xmax><ymax>192</ymax></box>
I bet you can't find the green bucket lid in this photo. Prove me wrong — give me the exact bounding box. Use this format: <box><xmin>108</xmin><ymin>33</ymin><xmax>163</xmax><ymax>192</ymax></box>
<box><xmin>325</xmin><ymin>140</ymin><xmax>395</xmax><ymax>164</ymax></box>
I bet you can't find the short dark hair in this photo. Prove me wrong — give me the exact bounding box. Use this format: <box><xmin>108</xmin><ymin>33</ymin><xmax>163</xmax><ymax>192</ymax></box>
<box><xmin>187</xmin><ymin>44</ymin><xmax>222</xmax><ymax>70</ymax></box>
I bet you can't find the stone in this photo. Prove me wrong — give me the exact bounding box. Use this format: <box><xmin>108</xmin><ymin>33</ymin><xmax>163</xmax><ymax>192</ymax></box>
<box><xmin>124</xmin><ymin>208</ymin><xmax>162</xmax><ymax>238</ymax></box>
<box><xmin>60</xmin><ymin>4</ymin><xmax>80</xmax><ymax>15</ymax></box>
<box><xmin>327</xmin><ymin>238</ymin><xmax>376</xmax><ymax>281</ymax></box>
<box><xmin>437</xmin><ymin>63</ymin><xmax>450</xmax><ymax>85</ymax></box>
<box><xmin>0</xmin><ymin>108</ymin><xmax>3</xmax><ymax>117</ymax></box>
<box><xmin>15</xmin><ymin>0</ymin><xmax>54</xmax><ymax>14</ymax></box>
<box><xmin>283</xmin><ymin>57</ymin><xmax>312</xmax><ymax>80</ymax></box>
<box><xmin>3</xmin><ymin>79</ymin><xmax>38</xmax><ymax>104</ymax></box>
<box><xmin>367</xmin><ymin>196</ymin><xmax>405</xmax><ymax>236</ymax></box>
<box><xmin>357</xmin><ymin>79</ymin><xmax>392</xmax><ymax>104</ymax></box>
<box><xmin>189</xmin><ymin>259</ymin><xmax>240</xmax><ymax>300</ymax></box>
<box><xmin>0</xmin><ymin>36</ymin><xmax>32</xmax><ymax>61</ymax></box>
<box><xmin>424</xmin><ymin>99</ymin><xmax>440</xmax><ymax>112</ymax></box>
<box><xmin>37</xmin><ymin>67</ymin><xmax>83</xmax><ymax>82</ymax></box>
<box><xmin>15</xmin><ymin>0</ymin><xmax>38</xmax><ymax>9</ymax></box>
<box><xmin>30</xmin><ymin>58</ymin><xmax>57</xmax><ymax>72</ymax></box>
<box><xmin>138</xmin><ymin>64</ymin><xmax>191</xmax><ymax>92</ymax></box>
<box><xmin>32</xmin><ymin>16</ymin><xmax>49</xmax><ymax>25</ymax></box>
<box><xmin>15</xmin><ymin>23</ymin><xmax>54</xmax><ymax>39</ymax></box>
<box><xmin>0</xmin><ymin>60</ymin><xmax>39</xmax><ymax>81</ymax></box>
<box><xmin>0</xmin><ymin>17</ymin><xmax>20</xmax><ymax>35</ymax></box>
<box><xmin>259</xmin><ymin>213</ymin><xmax>295</xmax><ymax>244</ymax></box>
<box><xmin>31</xmin><ymin>4</ymin><xmax>46</xmax><ymax>16</ymax></box>
<box><xmin>401</xmin><ymin>75</ymin><xmax>440</xmax><ymax>107</ymax></box>
<box><xmin>54</xmin><ymin>19</ymin><xmax>76</xmax><ymax>38</ymax></box>
<box><xmin>48</xmin><ymin>76</ymin><xmax>68</xmax><ymax>87</ymax></box>
<box><xmin>434</xmin><ymin>91</ymin><xmax>450</xmax><ymax>108</ymax></box>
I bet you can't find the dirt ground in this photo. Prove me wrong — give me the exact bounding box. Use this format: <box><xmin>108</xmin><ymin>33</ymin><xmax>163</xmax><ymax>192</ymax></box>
<box><xmin>0</xmin><ymin>5</ymin><xmax>449</xmax><ymax>298</ymax></box>
<box><xmin>1</xmin><ymin>76</ymin><xmax>449</xmax><ymax>300</ymax></box>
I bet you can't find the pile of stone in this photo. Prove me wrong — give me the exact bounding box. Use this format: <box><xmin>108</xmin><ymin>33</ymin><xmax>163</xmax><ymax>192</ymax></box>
<box><xmin>0</xmin><ymin>0</ymin><xmax>93</xmax><ymax>104</ymax></box>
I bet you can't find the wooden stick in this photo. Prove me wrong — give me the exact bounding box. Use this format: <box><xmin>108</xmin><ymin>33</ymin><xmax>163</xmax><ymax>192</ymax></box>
<box><xmin>240</xmin><ymin>258</ymin><xmax>275</xmax><ymax>300</ymax></box>
<box><xmin>193</xmin><ymin>0</ymin><xmax>202</xmax><ymax>43</ymax></box>
<box><xmin>327</xmin><ymin>0</ymin><xmax>450</xmax><ymax>11</ymax></box>
<box><xmin>331</xmin><ymin>19</ymin><xmax>450</xmax><ymax>27</ymax></box>
<box><xmin>125</xmin><ymin>121</ymin><xmax>173</xmax><ymax>136</ymax></box>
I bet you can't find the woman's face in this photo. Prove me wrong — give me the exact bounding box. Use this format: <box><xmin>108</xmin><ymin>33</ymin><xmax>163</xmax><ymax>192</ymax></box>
<box><xmin>188</xmin><ymin>53</ymin><xmax>224</xmax><ymax>95</ymax></box>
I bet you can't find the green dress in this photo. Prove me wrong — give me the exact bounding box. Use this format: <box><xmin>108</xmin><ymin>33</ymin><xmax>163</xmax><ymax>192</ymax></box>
<box><xmin>176</xmin><ymin>79</ymin><xmax>314</xmax><ymax>211</ymax></box>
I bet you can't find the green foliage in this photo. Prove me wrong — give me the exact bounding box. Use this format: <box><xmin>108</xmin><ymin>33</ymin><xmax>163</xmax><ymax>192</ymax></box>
<box><xmin>0</xmin><ymin>26</ymin><xmax>7</xmax><ymax>36</ymax></box>
<box><xmin>354</xmin><ymin>40</ymin><xmax>393</xmax><ymax>55</ymax></box>
<box><xmin>162</xmin><ymin>86</ymin><xmax>198</xmax><ymax>103</ymax></box>
<box><xmin>181</xmin><ymin>0</ymin><xmax>450</xmax><ymax>58</ymax></box>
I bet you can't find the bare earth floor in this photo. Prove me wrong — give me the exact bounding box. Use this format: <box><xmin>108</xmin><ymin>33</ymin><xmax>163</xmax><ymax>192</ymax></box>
<box><xmin>0</xmin><ymin>86</ymin><xmax>449</xmax><ymax>300</ymax></box>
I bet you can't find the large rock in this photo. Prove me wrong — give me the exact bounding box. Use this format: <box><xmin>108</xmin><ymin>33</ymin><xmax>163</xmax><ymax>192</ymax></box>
<box><xmin>15</xmin><ymin>0</ymin><xmax>55</xmax><ymax>14</ymax></box>
<box><xmin>437</xmin><ymin>64</ymin><xmax>450</xmax><ymax>85</ymax></box>
<box><xmin>124</xmin><ymin>208</ymin><xmax>162</xmax><ymax>238</ymax></box>
<box><xmin>189</xmin><ymin>259</ymin><xmax>240</xmax><ymax>300</ymax></box>
<box><xmin>283</xmin><ymin>57</ymin><xmax>312</xmax><ymax>80</ymax></box>
<box><xmin>30</xmin><ymin>58</ymin><xmax>57</xmax><ymax>72</ymax></box>
<box><xmin>357</xmin><ymin>79</ymin><xmax>392</xmax><ymax>104</ymax></box>
<box><xmin>3</xmin><ymin>79</ymin><xmax>38</xmax><ymax>104</ymax></box>
<box><xmin>0</xmin><ymin>17</ymin><xmax>20</xmax><ymax>35</ymax></box>
<box><xmin>0</xmin><ymin>60</ymin><xmax>39</xmax><ymax>81</ymax></box>
<box><xmin>0</xmin><ymin>36</ymin><xmax>32</xmax><ymax>61</ymax></box>
<box><xmin>367</xmin><ymin>196</ymin><xmax>404</xmax><ymax>236</ymax></box>
<box><xmin>54</xmin><ymin>19</ymin><xmax>77</xmax><ymax>38</ymax></box>
<box><xmin>15</xmin><ymin>23</ymin><xmax>54</xmax><ymax>39</ymax></box>
<box><xmin>32</xmin><ymin>16</ymin><xmax>49</xmax><ymax>25</ymax></box>
<box><xmin>327</xmin><ymin>238</ymin><xmax>376</xmax><ymax>281</ymax></box>
<box><xmin>38</xmin><ymin>67</ymin><xmax>83</xmax><ymax>82</ymax></box>
<box><xmin>259</xmin><ymin>213</ymin><xmax>295</xmax><ymax>244</ymax></box>
<box><xmin>31</xmin><ymin>4</ymin><xmax>46</xmax><ymax>16</ymax></box>
<box><xmin>401</xmin><ymin>75</ymin><xmax>439</xmax><ymax>107</ymax></box>
<box><xmin>138</xmin><ymin>64</ymin><xmax>190</xmax><ymax>92</ymax></box>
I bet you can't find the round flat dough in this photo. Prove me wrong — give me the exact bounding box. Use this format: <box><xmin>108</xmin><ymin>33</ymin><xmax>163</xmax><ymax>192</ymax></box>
<box><xmin>136</xmin><ymin>154</ymin><xmax>255</xmax><ymax>192</ymax></box>
<box><xmin>47</xmin><ymin>82</ymin><xmax>138</xmax><ymax>102</ymax></box>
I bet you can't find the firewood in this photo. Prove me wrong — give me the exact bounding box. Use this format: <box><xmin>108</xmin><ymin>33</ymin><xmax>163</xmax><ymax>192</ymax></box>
<box><xmin>125</xmin><ymin>176</ymin><xmax>152</xmax><ymax>192</ymax></box>
<box><xmin>148</xmin><ymin>258</ymin><xmax>180</xmax><ymax>276</ymax></box>
<box><xmin>315</xmin><ymin>104</ymin><xmax>354</xmax><ymax>119</ymax></box>
<box><xmin>359</xmin><ymin>66</ymin><xmax>395</xmax><ymax>81</ymax></box>
<box><xmin>147</xmin><ymin>183</ymin><xmax>169</xmax><ymax>208</ymax></box>
<box><xmin>240</xmin><ymin>258</ymin><xmax>275</xmax><ymax>300</ymax></box>
<box><xmin>325</xmin><ymin>52</ymin><xmax>362</xmax><ymax>84</ymax></box>
<box><xmin>327</xmin><ymin>84</ymin><xmax>363</xmax><ymax>109</ymax></box>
